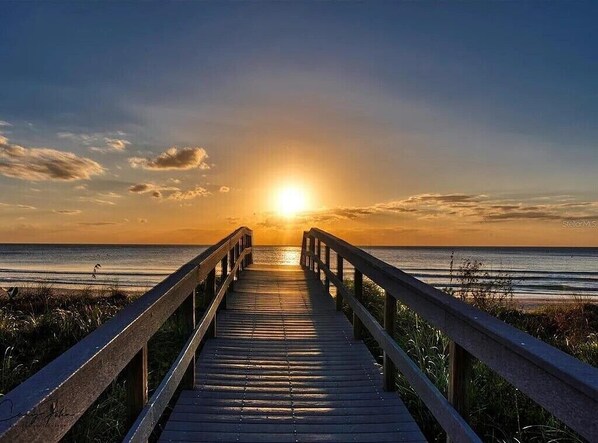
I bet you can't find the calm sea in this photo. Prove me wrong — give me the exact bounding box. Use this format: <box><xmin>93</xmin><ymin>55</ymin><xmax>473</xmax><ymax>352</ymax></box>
<box><xmin>0</xmin><ymin>245</ymin><xmax>596</xmax><ymax>299</ymax></box>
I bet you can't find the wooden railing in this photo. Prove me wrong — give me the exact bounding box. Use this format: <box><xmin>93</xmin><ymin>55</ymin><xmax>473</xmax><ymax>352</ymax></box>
<box><xmin>0</xmin><ymin>227</ymin><xmax>253</xmax><ymax>443</ymax></box>
<box><xmin>301</xmin><ymin>228</ymin><xmax>598</xmax><ymax>443</ymax></box>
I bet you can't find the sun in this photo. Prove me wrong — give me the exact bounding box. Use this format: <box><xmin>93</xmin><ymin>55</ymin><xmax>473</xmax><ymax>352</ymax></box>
<box><xmin>277</xmin><ymin>186</ymin><xmax>308</xmax><ymax>217</ymax></box>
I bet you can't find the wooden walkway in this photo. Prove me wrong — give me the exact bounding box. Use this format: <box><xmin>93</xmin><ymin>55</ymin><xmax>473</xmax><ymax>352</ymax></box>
<box><xmin>159</xmin><ymin>264</ymin><xmax>426</xmax><ymax>442</ymax></box>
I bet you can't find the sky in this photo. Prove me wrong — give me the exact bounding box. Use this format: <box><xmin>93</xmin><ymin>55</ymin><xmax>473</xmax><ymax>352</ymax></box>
<box><xmin>0</xmin><ymin>2</ymin><xmax>597</xmax><ymax>246</ymax></box>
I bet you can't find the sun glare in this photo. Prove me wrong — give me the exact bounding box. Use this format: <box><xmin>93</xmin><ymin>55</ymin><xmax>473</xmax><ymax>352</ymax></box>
<box><xmin>277</xmin><ymin>186</ymin><xmax>308</xmax><ymax>217</ymax></box>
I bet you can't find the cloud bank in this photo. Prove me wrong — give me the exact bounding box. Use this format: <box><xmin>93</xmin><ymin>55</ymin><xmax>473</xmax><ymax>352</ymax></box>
<box><xmin>0</xmin><ymin>137</ymin><xmax>104</xmax><ymax>181</ymax></box>
<box><xmin>129</xmin><ymin>147</ymin><xmax>209</xmax><ymax>170</ymax></box>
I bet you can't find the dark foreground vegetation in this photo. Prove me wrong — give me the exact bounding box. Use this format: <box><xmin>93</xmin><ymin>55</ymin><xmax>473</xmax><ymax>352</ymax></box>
<box><xmin>0</xmin><ymin>262</ymin><xmax>596</xmax><ymax>442</ymax></box>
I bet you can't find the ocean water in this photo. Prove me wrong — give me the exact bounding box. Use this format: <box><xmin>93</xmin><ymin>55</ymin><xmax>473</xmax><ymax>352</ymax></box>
<box><xmin>0</xmin><ymin>244</ymin><xmax>596</xmax><ymax>299</ymax></box>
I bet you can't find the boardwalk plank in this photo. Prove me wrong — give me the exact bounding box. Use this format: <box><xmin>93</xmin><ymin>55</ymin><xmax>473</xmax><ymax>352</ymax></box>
<box><xmin>159</xmin><ymin>265</ymin><xmax>425</xmax><ymax>443</ymax></box>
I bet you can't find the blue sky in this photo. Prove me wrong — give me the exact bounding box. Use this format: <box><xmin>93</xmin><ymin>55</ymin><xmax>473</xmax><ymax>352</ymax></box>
<box><xmin>0</xmin><ymin>2</ymin><xmax>596</xmax><ymax>244</ymax></box>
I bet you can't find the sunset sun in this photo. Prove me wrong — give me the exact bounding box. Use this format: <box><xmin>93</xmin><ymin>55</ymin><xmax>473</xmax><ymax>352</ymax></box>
<box><xmin>277</xmin><ymin>186</ymin><xmax>308</xmax><ymax>217</ymax></box>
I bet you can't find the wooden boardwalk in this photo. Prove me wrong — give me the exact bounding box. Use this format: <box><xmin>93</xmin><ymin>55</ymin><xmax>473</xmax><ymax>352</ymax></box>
<box><xmin>160</xmin><ymin>264</ymin><xmax>426</xmax><ymax>442</ymax></box>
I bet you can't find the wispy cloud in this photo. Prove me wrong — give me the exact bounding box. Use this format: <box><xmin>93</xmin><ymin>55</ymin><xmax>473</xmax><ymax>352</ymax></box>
<box><xmin>53</xmin><ymin>209</ymin><xmax>82</xmax><ymax>215</ymax></box>
<box><xmin>0</xmin><ymin>137</ymin><xmax>104</xmax><ymax>181</ymax></box>
<box><xmin>168</xmin><ymin>186</ymin><xmax>210</xmax><ymax>200</ymax></box>
<box><xmin>129</xmin><ymin>182</ymin><xmax>210</xmax><ymax>200</ymax></box>
<box><xmin>0</xmin><ymin>202</ymin><xmax>36</xmax><ymax>210</ymax></box>
<box><xmin>129</xmin><ymin>147</ymin><xmax>210</xmax><ymax>170</ymax></box>
<box><xmin>219</xmin><ymin>186</ymin><xmax>230</xmax><ymax>193</ymax></box>
<box><xmin>0</xmin><ymin>120</ymin><xmax>11</xmax><ymax>127</ymax></box>
<box><xmin>58</xmin><ymin>131</ymin><xmax>130</xmax><ymax>152</ymax></box>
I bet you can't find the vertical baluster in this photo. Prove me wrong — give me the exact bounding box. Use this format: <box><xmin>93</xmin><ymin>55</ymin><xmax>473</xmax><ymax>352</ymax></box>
<box><xmin>246</xmin><ymin>234</ymin><xmax>253</xmax><ymax>265</ymax></box>
<box><xmin>229</xmin><ymin>248</ymin><xmax>235</xmax><ymax>291</ymax></box>
<box><xmin>353</xmin><ymin>269</ymin><xmax>363</xmax><ymax>340</ymax></box>
<box><xmin>324</xmin><ymin>245</ymin><xmax>330</xmax><ymax>294</ymax></box>
<box><xmin>336</xmin><ymin>255</ymin><xmax>343</xmax><ymax>311</ymax></box>
<box><xmin>235</xmin><ymin>242</ymin><xmax>241</xmax><ymax>280</ymax></box>
<box><xmin>221</xmin><ymin>254</ymin><xmax>228</xmax><ymax>310</ymax></box>
<box><xmin>309</xmin><ymin>236</ymin><xmax>315</xmax><ymax>272</ymax></box>
<box><xmin>125</xmin><ymin>345</ymin><xmax>148</xmax><ymax>424</ymax></box>
<box><xmin>316</xmin><ymin>239</ymin><xmax>321</xmax><ymax>281</ymax></box>
<box><xmin>300</xmin><ymin>233</ymin><xmax>307</xmax><ymax>267</ymax></box>
<box><xmin>181</xmin><ymin>290</ymin><xmax>196</xmax><ymax>389</ymax></box>
<box><xmin>383</xmin><ymin>290</ymin><xmax>397</xmax><ymax>391</ymax></box>
<box><xmin>206</xmin><ymin>268</ymin><xmax>216</xmax><ymax>338</ymax></box>
<box><xmin>448</xmin><ymin>340</ymin><xmax>471</xmax><ymax>439</ymax></box>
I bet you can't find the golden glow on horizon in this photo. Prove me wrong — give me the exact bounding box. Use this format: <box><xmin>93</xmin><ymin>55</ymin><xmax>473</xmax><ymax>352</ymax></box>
<box><xmin>276</xmin><ymin>186</ymin><xmax>308</xmax><ymax>217</ymax></box>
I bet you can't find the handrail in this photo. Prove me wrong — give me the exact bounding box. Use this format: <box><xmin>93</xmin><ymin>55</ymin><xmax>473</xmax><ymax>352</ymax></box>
<box><xmin>0</xmin><ymin>227</ymin><xmax>253</xmax><ymax>442</ymax></box>
<box><xmin>301</xmin><ymin>228</ymin><xmax>598</xmax><ymax>442</ymax></box>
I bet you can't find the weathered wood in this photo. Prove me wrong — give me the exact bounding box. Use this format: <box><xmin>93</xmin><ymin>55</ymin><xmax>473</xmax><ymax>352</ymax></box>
<box><xmin>353</xmin><ymin>269</ymin><xmax>363</xmax><ymax>340</ymax></box>
<box><xmin>305</xmin><ymin>227</ymin><xmax>598</xmax><ymax>442</ymax></box>
<box><xmin>324</xmin><ymin>245</ymin><xmax>331</xmax><ymax>294</ymax></box>
<box><xmin>126</xmin><ymin>345</ymin><xmax>148</xmax><ymax>424</ymax></box>
<box><xmin>316</xmin><ymin>259</ymin><xmax>480</xmax><ymax>442</ymax></box>
<box><xmin>448</xmin><ymin>341</ymin><xmax>471</xmax><ymax>435</ymax></box>
<box><xmin>336</xmin><ymin>254</ymin><xmax>343</xmax><ymax>311</ymax></box>
<box><xmin>205</xmin><ymin>268</ymin><xmax>217</xmax><ymax>339</ymax></box>
<box><xmin>383</xmin><ymin>291</ymin><xmax>397</xmax><ymax>392</ymax></box>
<box><xmin>124</xmin><ymin>249</ymin><xmax>248</xmax><ymax>442</ymax></box>
<box><xmin>159</xmin><ymin>265</ymin><xmax>426</xmax><ymax>443</ymax></box>
<box><xmin>220</xmin><ymin>255</ymin><xmax>228</xmax><ymax>310</ymax></box>
<box><xmin>309</xmin><ymin>236</ymin><xmax>315</xmax><ymax>271</ymax></box>
<box><xmin>300</xmin><ymin>231</ymin><xmax>307</xmax><ymax>267</ymax></box>
<box><xmin>181</xmin><ymin>292</ymin><xmax>196</xmax><ymax>390</ymax></box>
<box><xmin>0</xmin><ymin>227</ymin><xmax>252</xmax><ymax>442</ymax></box>
<box><xmin>316</xmin><ymin>238</ymin><xmax>321</xmax><ymax>281</ymax></box>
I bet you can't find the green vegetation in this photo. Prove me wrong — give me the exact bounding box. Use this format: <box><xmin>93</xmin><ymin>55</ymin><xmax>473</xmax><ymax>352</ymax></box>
<box><xmin>340</xmin><ymin>259</ymin><xmax>596</xmax><ymax>442</ymax></box>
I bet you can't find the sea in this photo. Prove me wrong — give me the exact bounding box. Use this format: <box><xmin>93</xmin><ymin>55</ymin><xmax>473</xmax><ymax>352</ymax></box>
<box><xmin>0</xmin><ymin>244</ymin><xmax>596</xmax><ymax>300</ymax></box>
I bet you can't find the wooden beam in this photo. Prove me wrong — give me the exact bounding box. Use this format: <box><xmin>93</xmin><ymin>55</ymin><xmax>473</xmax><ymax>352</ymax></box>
<box><xmin>181</xmin><ymin>291</ymin><xmax>196</xmax><ymax>389</ymax></box>
<box><xmin>336</xmin><ymin>255</ymin><xmax>343</xmax><ymax>311</ymax></box>
<box><xmin>353</xmin><ymin>269</ymin><xmax>363</xmax><ymax>340</ymax></box>
<box><xmin>125</xmin><ymin>345</ymin><xmax>148</xmax><ymax>425</ymax></box>
<box><xmin>206</xmin><ymin>268</ymin><xmax>217</xmax><ymax>338</ymax></box>
<box><xmin>383</xmin><ymin>290</ymin><xmax>397</xmax><ymax>391</ymax></box>
<box><xmin>324</xmin><ymin>245</ymin><xmax>330</xmax><ymax>294</ymax></box>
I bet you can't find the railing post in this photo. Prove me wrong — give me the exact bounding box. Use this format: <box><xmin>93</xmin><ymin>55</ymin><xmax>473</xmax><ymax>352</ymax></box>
<box><xmin>324</xmin><ymin>245</ymin><xmax>330</xmax><ymax>294</ymax></box>
<box><xmin>316</xmin><ymin>239</ymin><xmax>321</xmax><ymax>281</ymax></box>
<box><xmin>229</xmin><ymin>248</ymin><xmax>235</xmax><ymax>291</ymax></box>
<box><xmin>353</xmin><ymin>269</ymin><xmax>363</xmax><ymax>340</ymax></box>
<box><xmin>383</xmin><ymin>290</ymin><xmax>397</xmax><ymax>391</ymax></box>
<box><xmin>300</xmin><ymin>232</ymin><xmax>307</xmax><ymax>267</ymax></box>
<box><xmin>181</xmin><ymin>291</ymin><xmax>196</xmax><ymax>389</ymax></box>
<box><xmin>220</xmin><ymin>254</ymin><xmax>228</xmax><ymax>310</ymax></box>
<box><xmin>206</xmin><ymin>268</ymin><xmax>217</xmax><ymax>338</ymax></box>
<box><xmin>336</xmin><ymin>255</ymin><xmax>343</xmax><ymax>311</ymax></box>
<box><xmin>309</xmin><ymin>236</ymin><xmax>315</xmax><ymax>271</ymax></box>
<box><xmin>246</xmin><ymin>233</ymin><xmax>253</xmax><ymax>265</ymax></box>
<box><xmin>235</xmin><ymin>242</ymin><xmax>241</xmax><ymax>280</ymax></box>
<box><xmin>125</xmin><ymin>344</ymin><xmax>148</xmax><ymax>424</ymax></box>
<box><xmin>448</xmin><ymin>340</ymin><xmax>471</xmax><ymax>443</ymax></box>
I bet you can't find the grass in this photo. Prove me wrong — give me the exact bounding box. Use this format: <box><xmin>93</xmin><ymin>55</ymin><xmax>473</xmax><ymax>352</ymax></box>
<box><xmin>337</xmin><ymin>259</ymin><xmax>596</xmax><ymax>442</ymax></box>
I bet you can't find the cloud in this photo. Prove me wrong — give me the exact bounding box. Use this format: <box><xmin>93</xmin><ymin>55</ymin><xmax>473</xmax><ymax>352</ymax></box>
<box><xmin>0</xmin><ymin>203</ymin><xmax>36</xmax><ymax>210</ymax></box>
<box><xmin>77</xmin><ymin>222</ymin><xmax>119</xmax><ymax>226</ymax></box>
<box><xmin>138</xmin><ymin>218</ymin><xmax>148</xmax><ymax>223</ymax></box>
<box><xmin>58</xmin><ymin>131</ymin><xmax>130</xmax><ymax>152</ymax></box>
<box><xmin>219</xmin><ymin>186</ymin><xmax>230</xmax><ymax>193</ymax></box>
<box><xmin>103</xmin><ymin>138</ymin><xmax>130</xmax><ymax>151</ymax></box>
<box><xmin>129</xmin><ymin>182</ymin><xmax>210</xmax><ymax>200</ymax></box>
<box><xmin>0</xmin><ymin>137</ymin><xmax>104</xmax><ymax>181</ymax></box>
<box><xmin>129</xmin><ymin>147</ymin><xmax>209</xmax><ymax>170</ymax></box>
<box><xmin>0</xmin><ymin>120</ymin><xmax>11</xmax><ymax>127</ymax></box>
<box><xmin>168</xmin><ymin>186</ymin><xmax>210</xmax><ymax>200</ymax></box>
<box><xmin>53</xmin><ymin>209</ymin><xmax>82</xmax><ymax>215</ymax></box>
